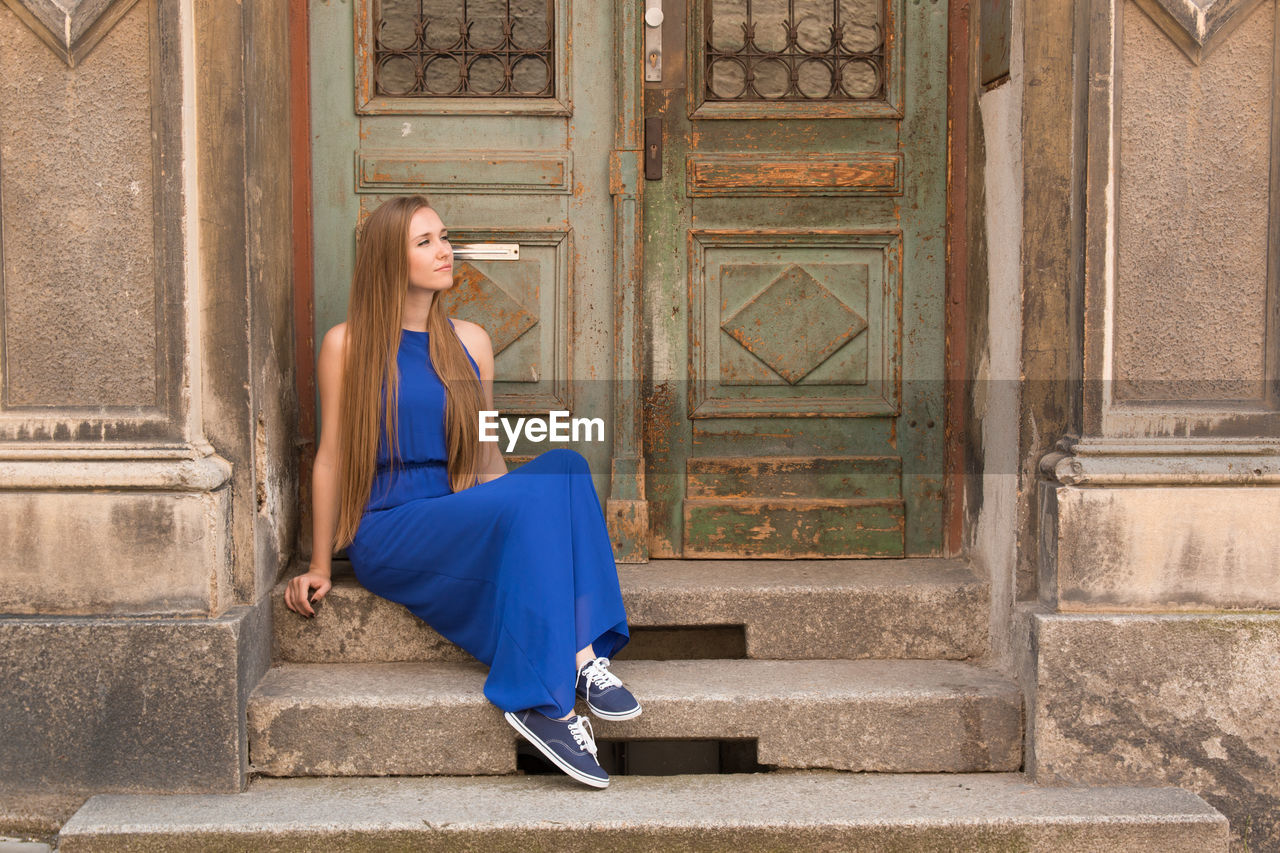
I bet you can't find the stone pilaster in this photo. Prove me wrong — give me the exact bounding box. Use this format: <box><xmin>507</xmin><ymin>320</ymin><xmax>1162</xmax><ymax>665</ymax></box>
<box><xmin>0</xmin><ymin>0</ymin><xmax>236</xmax><ymax>615</ymax></box>
<box><xmin>0</xmin><ymin>0</ymin><xmax>293</xmax><ymax>823</ymax></box>
<box><xmin>1025</xmin><ymin>0</ymin><xmax>1280</xmax><ymax>845</ymax></box>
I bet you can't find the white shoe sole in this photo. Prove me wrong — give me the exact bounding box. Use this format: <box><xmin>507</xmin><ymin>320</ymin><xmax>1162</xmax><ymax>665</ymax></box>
<box><xmin>585</xmin><ymin>702</ymin><xmax>642</xmax><ymax>721</ymax></box>
<box><xmin>504</xmin><ymin>711</ymin><xmax>610</xmax><ymax>789</ymax></box>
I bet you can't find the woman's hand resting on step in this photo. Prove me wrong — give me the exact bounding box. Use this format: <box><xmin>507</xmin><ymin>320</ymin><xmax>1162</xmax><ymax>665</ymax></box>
<box><xmin>285</xmin><ymin>570</ymin><xmax>332</xmax><ymax>618</ymax></box>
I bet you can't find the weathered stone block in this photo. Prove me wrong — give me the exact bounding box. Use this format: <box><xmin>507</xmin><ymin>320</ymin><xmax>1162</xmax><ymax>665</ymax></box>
<box><xmin>0</xmin><ymin>601</ymin><xmax>269</xmax><ymax>810</ymax></box>
<box><xmin>0</xmin><ymin>459</ymin><xmax>232</xmax><ymax>615</ymax></box>
<box><xmin>273</xmin><ymin>559</ymin><xmax>990</xmax><ymax>663</ymax></box>
<box><xmin>1025</xmin><ymin>611</ymin><xmax>1280</xmax><ymax>851</ymax></box>
<box><xmin>248</xmin><ymin>662</ymin><xmax>514</xmax><ymax>777</ymax></box>
<box><xmin>1041</xmin><ymin>484</ymin><xmax>1280</xmax><ymax>610</ymax></box>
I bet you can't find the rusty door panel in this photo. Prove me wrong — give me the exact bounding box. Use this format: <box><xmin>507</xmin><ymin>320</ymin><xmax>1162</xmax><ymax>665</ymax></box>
<box><xmin>687</xmin><ymin>153</ymin><xmax>903</xmax><ymax>196</ymax></box>
<box><xmin>683</xmin><ymin>498</ymin><xmax>906</xmax><ymax>558</ymax></box>
<box><xmin>685</xmin><ymin>456</ymin><xmax>901</xmax><ymax>500</ymax></box>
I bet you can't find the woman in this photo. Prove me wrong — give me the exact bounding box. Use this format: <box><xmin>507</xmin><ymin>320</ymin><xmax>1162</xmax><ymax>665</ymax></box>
<box><xmin>284</xmin><ymin>194</ymin><xmax>639</xmax><ymax>789</ymax></box>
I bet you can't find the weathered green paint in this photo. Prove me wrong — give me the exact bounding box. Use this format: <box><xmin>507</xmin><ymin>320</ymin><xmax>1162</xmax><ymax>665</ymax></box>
<box><xmin>356</xmin><ymin>152</ymin><xmax>574</xmax><ymax>194</ymax></box>
<box><xmin>686</xmin><ymin>456</ymin><xmax>902</xmax><ymax>501</ymax></box>
<box><xmin>604</xmin><ymin>0</ymin><xmax>648</xmax><ymax>562</ymax></box>
<box><xmin>683</xmin><ymin>499</ymin><xmax>906</xmax><ymax>558</ymax></box>
<box><xmin>642</xmin><ymin>0</ymin><xmax>949</xmax><ymax>557</ymax></box>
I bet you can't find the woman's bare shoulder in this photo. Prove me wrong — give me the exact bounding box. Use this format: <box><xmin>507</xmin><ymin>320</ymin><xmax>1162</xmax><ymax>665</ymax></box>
<box><xmin>449</xmin><ymin>317</ymin><xmax>483</xmax><ymax>336</ymax></box>
<box><xmin>449</xmin><ymin>318</ymin><xmax>493</xmax><ymax>352</ymax></box>
<box><xmin>318</xmin><ymin>323</ymin><xmax>349</xmax><ymax>369</ymax></box>
<box><xmin>321</xmin><ymin>322</ymin><xmax>349</xmax><ymax>349</ymax></box>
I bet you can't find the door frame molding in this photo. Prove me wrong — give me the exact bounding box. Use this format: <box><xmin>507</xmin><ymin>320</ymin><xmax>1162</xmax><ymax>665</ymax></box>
<box><xmin>602</xmin><ymin>0</ymin><xmax>650</xmax><ymax>562</ymax></box>
<box><xmin>944</xmin><ymin>0</ymin><xmax>974</xmax><ymax>554</ymax></box>
<box><xmin>290</xmin><ymin>0</ymin><xmax>317</xmax><ymax>554</ymax></box>
<box><xmin>288</xmin><ymin>0</ymin><xmax>973</xmax><ymax>559</ymax></box>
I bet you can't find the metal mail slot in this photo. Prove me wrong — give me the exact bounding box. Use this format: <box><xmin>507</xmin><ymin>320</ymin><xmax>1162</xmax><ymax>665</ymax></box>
<box><xmin>452</xmin><ymin>243</ymin><xmax>520</xmax><ymax>261</ymax></box>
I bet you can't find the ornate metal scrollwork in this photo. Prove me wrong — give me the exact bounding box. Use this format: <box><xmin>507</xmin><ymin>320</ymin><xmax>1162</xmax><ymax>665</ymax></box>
<box><xmin>374</xmin><ymin>0</ymin><xmax>555</xmax><ymax>98</ymax></box>
<box><xmin>705</xmin><ymin>0</ymin><xmax>886</xmax><ymax>101</ymax></box>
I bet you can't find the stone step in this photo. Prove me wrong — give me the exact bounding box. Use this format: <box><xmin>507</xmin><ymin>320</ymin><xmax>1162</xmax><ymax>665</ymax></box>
<box><xmin>273</xmin><ymin>558</ymin><xmax>988</xmax><ymax>663</ymax></box>
<box><xmin>56</xmin><ymin>773</ymin><xmax>1229</xmax><ymax>852</ymax></box>
<box><xmin>247</xmin><ymin>659</ymin><xmax>1021</xmax><ymax>777</ymax></box>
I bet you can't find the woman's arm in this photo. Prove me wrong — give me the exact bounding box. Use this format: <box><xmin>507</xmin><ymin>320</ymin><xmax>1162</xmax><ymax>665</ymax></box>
<box><xmin>285</xmin><ymin>324</ymin><xmax>346</xmax><ymax>616</ymax></box>
<box><xmin>455</xmin><ymin>320</ymin><xmax>508</xmax><ymax>485</ymax></box>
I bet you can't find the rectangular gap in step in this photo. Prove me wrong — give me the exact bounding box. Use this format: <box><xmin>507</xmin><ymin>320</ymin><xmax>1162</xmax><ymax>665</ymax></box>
<box><xmin>612</xmin><ymin>625</ymin><xmax>746</xmax><ymax>660</ymax></box>
<box><xmin>517</xmin><ymin>739</ymin><xmax>766</xmax><ymax>776</ymax></box>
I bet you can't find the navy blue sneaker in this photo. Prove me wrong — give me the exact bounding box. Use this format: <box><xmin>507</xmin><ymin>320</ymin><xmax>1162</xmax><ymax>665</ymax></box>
<box><xmin>504</xmin><ymin>709</ymin><xmax>609</xmax><ymax>788</ymax></box>
<box><xmin>576</xmin><ymin>657</ymin><xmax>642</xmax><ymax>721</ymax></box>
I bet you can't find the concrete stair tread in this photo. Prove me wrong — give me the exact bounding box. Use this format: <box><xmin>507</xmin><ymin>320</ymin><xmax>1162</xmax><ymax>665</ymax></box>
<box><xmin>251</xmin><ymin>658</ymin><xmax>1017</xmax><ymax>703</ymax></box>
<box><xmin>273</xmin><ymin>558</ymin><xmax>990</xmax><ymax>662</ymax></box>
<box><xmin>57</xmin><ymin>773</ymin><xmax>1229</xmax><ymax>852</ymax></box>
<box><xmin>312</xmin><ymin>556</ymin><xmax>984</xmax><ymax>593</ymax></box>
<box><xmin>618</xmin><ymin>557</ymin><xmax>982</xmax><ymax>590</ymax></box>
<box><xmin>247</xmin><ymin>659</ymin><xmax>1023</xmax><ymax>776</ymax></box>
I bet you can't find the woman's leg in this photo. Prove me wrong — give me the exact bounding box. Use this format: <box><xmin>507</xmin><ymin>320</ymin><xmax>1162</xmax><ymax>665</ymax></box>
<box><xmin>550</xmin><ymin>643</ymin><xmax>597</xmax><ymax>719</ymax></box>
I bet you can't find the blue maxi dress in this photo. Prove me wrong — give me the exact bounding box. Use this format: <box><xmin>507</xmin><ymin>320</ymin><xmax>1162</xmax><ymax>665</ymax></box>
<box><xmin>346</xmin><ymin>326</ymin><xmax>630</xmax><ymax>720</ymax></box>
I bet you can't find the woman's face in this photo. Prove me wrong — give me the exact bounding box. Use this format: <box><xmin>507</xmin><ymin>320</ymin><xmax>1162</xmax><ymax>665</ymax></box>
<box><xmin>405</xmin><ymin>206</ymin><xmax>453</xmax><ymax>292</ymax></box>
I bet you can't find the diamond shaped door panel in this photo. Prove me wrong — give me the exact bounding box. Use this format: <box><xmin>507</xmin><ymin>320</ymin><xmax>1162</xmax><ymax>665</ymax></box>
<box><xmin>691</xmin><ymin>231</ymin><xmax>900</xmax><ymax>417</ymax></box>
<box><xmin>450</xmin><ymin>262</ymin><xmax>538</xmax><ymax>357</ymax></box>
<box><xmin>721</xmin><ymin>264</ymin><xmax>866</xmax><ymax>385</ymax></box>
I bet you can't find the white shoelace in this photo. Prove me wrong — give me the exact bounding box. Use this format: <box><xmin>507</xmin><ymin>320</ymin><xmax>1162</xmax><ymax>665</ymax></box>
<box><xmin>567</xmin><ymin>715</ymin><xmax>598</xmax><ymax>756</ymax></box>
<box><xmin>582</xmin><ymin>656</ymin><xmax>622</xmax><ymax>691</ymax></box>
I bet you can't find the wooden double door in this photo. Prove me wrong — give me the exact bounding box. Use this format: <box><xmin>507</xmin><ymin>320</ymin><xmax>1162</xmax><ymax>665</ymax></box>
<box><xmin>310</xmin><ymin>0</ymin><xmax>947</xmax><ymax>558</ymax></box>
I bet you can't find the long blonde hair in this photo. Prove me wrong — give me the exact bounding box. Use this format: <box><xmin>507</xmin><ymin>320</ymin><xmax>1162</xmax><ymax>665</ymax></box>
<box><xmin>333</xmin><ymin>195</ymin><xmax>484</xmax><ymax>549</ymax></box>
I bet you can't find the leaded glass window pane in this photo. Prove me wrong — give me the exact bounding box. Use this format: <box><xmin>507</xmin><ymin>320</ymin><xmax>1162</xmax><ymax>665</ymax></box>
<box><xmin>375</xmin><ymin>0</ymin><xmax>555</xmax><ymax>97</ymax></box>
<box><xmin>706</xmin><ymin>0</ymin><xmax>885</xmax><ymax>101</ymax></box>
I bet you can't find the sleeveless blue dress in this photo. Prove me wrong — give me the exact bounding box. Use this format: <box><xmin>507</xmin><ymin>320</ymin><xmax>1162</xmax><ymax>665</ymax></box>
<box><xmin>346</xmin><ymin>326</ymin><xmax>630</xmax><ymax>719</ymax></box>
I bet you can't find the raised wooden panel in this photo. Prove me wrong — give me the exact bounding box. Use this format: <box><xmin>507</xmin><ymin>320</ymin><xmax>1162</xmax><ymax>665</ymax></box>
<box><xmin>682</xmin><ymin>455</ymin><xmax>905</xmax><ymax>557</ymax></box>
<box><xmin>687</xmin><ymin>152</ymin><xmax>902</xmax><ymax>196</ymax></box>
<box><xmin>686</xmin><ymin>455</ymin><xmax>902</xmax><ymax>499</ymax></box>
<box><xmin>449</xmin><ymin>262</ymin><xmax>538</xmax><ymax>357</ymax></box>
<box><xmin>356</xmin><ymin>150</ymin><xmax>573</xmax><ymax>194</ymax></box>
<box><xmin>719</xmin><ymin>263</ymin><xmax>869</xmax><ymax>386</ymax></box>
<box><xmin>442</xmin><ymin>228</ymin><xmax>570</xmax><ymax>414</ymax></box>
<box><xmin>689</xmin><ymin>230</ymin><xmax>901</xmax><ymax>417</ymax></box>
<box><xmin>683</xmin><ymin>497</ymin><xmax>905</xmax><ymax>557</ymax></box>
